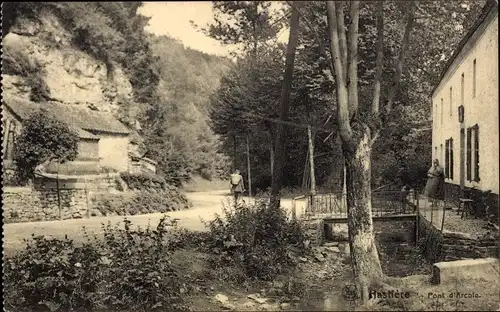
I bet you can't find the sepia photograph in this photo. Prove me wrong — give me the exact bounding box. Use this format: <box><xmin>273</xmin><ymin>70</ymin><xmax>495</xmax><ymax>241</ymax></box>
<box><xmin>2</xmin><ymin>1</ymin><xmax>499</xmax><ymax>311</ymax></box>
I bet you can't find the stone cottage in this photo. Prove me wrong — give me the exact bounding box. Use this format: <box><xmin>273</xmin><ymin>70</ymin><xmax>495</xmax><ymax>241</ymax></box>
<box><xmin>2</xmin><ymin>95</ymin><xmax>131</xmax><ymax>173</ymax></box>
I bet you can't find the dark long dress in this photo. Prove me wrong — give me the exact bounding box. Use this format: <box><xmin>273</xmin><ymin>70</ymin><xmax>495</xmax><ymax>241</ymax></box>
<box><xmin>424</xmin><ymin>165</ymin><xmax>445</xmax><ymax>200</ymax></box>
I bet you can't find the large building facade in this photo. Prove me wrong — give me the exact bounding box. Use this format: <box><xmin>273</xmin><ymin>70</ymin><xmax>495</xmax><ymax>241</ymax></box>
<box><xmin>431</xmin><ymin>1</ymin><xmax>498</xmax><ymax>217</ymax></box>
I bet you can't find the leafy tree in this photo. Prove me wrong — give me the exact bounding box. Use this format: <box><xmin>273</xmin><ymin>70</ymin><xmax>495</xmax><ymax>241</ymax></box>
<box><xmin>199</xmin><ymin>1</ymin><xmax>287</xmax><ymax>56</ymax></box>
<box><xmin>13</xmin><ymin>109</ymin><xmax>79</xmax><ymax>183</ymax></box>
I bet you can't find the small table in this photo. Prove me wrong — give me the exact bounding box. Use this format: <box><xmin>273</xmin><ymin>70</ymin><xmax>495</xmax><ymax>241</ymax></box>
<box><xmin>458</xmin><ymin>198</ymin><xmax>475</xmax><ymax>219</ymax></box>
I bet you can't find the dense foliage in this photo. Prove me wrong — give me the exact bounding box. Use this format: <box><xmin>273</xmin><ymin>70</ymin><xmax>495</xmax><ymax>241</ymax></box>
<box><xmin>142</xmin><ymin>35</ymin><xmax>233</xmax><ymax>183</ymax></box>
<box><xmin>206</xmin><ymin>1</ymin><xmax>487</xmax><ymax>191</ymax></box>
<box><xmin>205</xmin><ymin>200</ymin><xmax>309</xmax><ymax>281</ymax></box>
<box><xmin>119</xmin><ymin>172</ymin><xmax>169</xmax><ymax>190</ymax></box>
<box><xmin>4</xmin><ymin>217</ymin><xmax>190</xmax><ymax>312</ymax></box>
<box><xmin>13</xmin><ymin>109</ymin><xmax>79</xmax><ymax>183</ymax></box>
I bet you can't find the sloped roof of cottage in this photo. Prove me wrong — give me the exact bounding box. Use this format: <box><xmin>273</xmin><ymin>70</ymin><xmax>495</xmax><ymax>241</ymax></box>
<box><xmin>2</xmin><ymin>95</ymin><xmax>130</xmax><ymax>135</ymax></box>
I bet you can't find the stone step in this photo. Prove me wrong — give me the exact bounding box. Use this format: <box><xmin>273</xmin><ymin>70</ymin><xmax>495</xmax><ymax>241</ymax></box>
<box><xmin>432</xmin><ymin>257</ymin><xmax>500</xmax><ymax>285</ymax></box>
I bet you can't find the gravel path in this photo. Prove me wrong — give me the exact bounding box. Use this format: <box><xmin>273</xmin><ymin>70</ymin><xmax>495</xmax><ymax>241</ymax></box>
<box><xmin>418</xmin><ymin>196</ymin><xmax>493</xmax><ymax>238</ymax></box>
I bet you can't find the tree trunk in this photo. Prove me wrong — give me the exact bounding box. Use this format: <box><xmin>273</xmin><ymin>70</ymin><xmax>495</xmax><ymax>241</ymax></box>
<box><xmin>307</xmin><ymin>125</ymin><xmax>316</xmax><ymax>195</ymax></box>
<box><xmin>344</xmin><ymin>129</ymin><xmax>383</xmax><ymax>303</ymax></box>
<box><xmin>270</xmin><ymin>6</ymin><xmax>300</xmax><ymax>209</ymax></box>
<box><xmin>327</xmin><ymin>1</ymin><xmax>382</xmax><ymax>303</ymax></box>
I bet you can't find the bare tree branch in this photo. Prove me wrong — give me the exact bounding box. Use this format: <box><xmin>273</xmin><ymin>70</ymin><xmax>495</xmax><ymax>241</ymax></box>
<box><xmin>371</xmin><ymin>0</ymin><xmax>384</xmax><ymax>115</ymax></box>
<box><xmin>385</xmin><ymin>1</ymin><xmax>416</xmax><ymax>112</ymax></box>
<box><xmin>347</xmin><ymin>1</ymin><xmax>360</xmax><ymax>118</ymax></box>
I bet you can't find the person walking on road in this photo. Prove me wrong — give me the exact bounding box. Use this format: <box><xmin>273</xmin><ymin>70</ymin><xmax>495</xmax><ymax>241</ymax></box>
<box><xmin>424</xmin><ymin>159</ymin><xmax>445</xmax><ymax>208</ymax></box>
<box><xmin>230</xmin><ymin>169</ymin><xmax>245</xmax><ymax>204</ymax></box>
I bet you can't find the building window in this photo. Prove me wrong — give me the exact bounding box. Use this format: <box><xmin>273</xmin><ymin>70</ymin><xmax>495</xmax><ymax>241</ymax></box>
<box><xmin>473</xmin><ymin>59</ymin><xmax>476</xmax><ymax>98</ymax></box>
<box><xmin>449</xmin><ymin>87</ymin><xmax>453</xmax><ymax>116</ymax></box>
<box><xmin>445</xmin><ymin>138</ymin><xmax>454</xmax><ymax>180</ymax></box>
<box><xmin>440</xmin><ymin>98</ymin><xmax>444</xmax><ymax>124</ymax></box>
<box><xmin>466</xmin><ymin>124</ymin><xmax>480</xmax><ymax>182</ymax></box>
<box><xmin>461</xmin><ymin>73</ymin><xmax>465</xmax><ymax>106</ymax></box>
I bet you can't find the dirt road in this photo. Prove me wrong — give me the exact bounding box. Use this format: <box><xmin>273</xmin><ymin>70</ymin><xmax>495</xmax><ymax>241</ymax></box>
<box><xmin>3</xmin><ymin>190</ymin><xmax>306</xmax><ymax>257</ymax></box>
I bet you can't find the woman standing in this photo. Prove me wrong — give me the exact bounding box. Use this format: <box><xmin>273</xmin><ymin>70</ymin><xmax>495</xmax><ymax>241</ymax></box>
<box><xmin>424</xmin><ymin>159</ymin><xmax>445</xmax><ymax>207</ymax></box>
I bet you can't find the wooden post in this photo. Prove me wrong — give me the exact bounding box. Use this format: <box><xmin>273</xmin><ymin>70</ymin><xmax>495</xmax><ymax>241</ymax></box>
<box><xmin>2</xmin><ymin>120</ymin><xmax>11</xmax><ymax>157</ymax></box>
<box><xmin>440</xmin><ymin>202</ymin><xmax>446</xmax><ymax>232</ymax></box>
<box><xmin>342</xmin><ymin>158</ymin><xmax>347</xmax><ymax>209</ymax></box>
<box><xmin>307</xmin><ymin>124</ymin><xmax>316</xmax><ymax>196</ymax></box>
<box><xmin>415</xmin><ymin>214</ymin><xmax>419</xmax><ymax>245</ymax></box>
<box><xmin>270</xmin><ymin>140</ymin><xmax>274</xmax><ymax>177</ymax></box>
<box><xmin>233</xmin><ymin>134</ymin><xmax>237</xmax><ymax>171</ymax></box>
<box><xmin>56</xmin><ymin>172</ymin><xmax>62</xmax><ymax>220</ymax></box>
<box><xmin>430</xmin><ymin>201</ymin><xmax>434</xmax><ymax>226</ymax></box>
<box><xmin>246</xmin><ymin>134</ymin><xmax>252</xmax><ymax>198</ymax></box>
<box><xmin>85</xmin><ymin>176</ymin><xmax>90</xmax><ymax>219</ymax></box>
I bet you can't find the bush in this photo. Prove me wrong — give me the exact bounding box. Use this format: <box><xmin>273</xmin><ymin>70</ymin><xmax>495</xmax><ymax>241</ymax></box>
<box><xmin>92</xmin><ymin>190</ymin><xmax>192</xmax><ymax>217</ymax></box>
<box><xmin>120</xmin><ymin>172</ymin><xmax>168</xmax><ymax>191</ymax></box>
<box><xmin>14</xmin><ymin>108</ymin><xmax>79</xmax><ymax>183</ymax></box>
<box><xmin>205</xmin><ymin>200</ymin><xmax>309</xmax><ymax>281</ymax></box>
<box><xmin>3</xmin><ymin>217</ymin><xmax>189</xmax><ymax>312</ymax></box>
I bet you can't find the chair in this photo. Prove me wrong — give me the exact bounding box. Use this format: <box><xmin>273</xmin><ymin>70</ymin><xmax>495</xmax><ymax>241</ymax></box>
<box><xmin>457</xmin><ymin>189</ymin><xmax>475</xmax><ymax>219</ymax></box>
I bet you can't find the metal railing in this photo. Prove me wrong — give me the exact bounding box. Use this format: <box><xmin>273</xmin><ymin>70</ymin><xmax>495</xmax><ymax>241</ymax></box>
<box><xmin>303</xmin><ymin>189</ymin><xmax>419</xmax><ymax>218</ymax></box>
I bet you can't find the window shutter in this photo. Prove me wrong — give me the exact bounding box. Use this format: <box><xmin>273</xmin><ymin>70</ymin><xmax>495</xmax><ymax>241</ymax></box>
<box><xmin>466</xmin><ymin>128</ymin><xmax>472</xmax><ymax>181</ymax></box>
<box><xmin>445</xmin><ymin>140</ymin><xmax>450</xmax><ymax>178</ymax></box>
<box><xmin>474</xmin><ymin>125</ymin><xmax>480</xmax><ymax>182</ymax></box>
<box><xmin>450</xmin><ymin>138</ymin><xmax>454</xmax><ymax>180</ymax></box>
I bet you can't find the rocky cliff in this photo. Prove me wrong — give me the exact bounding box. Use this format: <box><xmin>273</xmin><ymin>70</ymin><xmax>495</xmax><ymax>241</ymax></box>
<box><xmin>2</xmin><ymin>12</ymin><xmax>138</xmax><ymax>125</ymax></box>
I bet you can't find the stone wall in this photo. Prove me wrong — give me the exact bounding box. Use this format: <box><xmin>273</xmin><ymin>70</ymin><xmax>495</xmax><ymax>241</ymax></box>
<box><xmin>3</xmin><ymin>187</ymin><xmax>90</xmax><ymax>222</ymax></box>
<box><xmin>3</xmin><ymin>174</ymin><xmax>122</xmax><ymax>223</ymax></box>
<box><xmin>303</xmin><ymin>218</ymin><xmax>325</xmax><ymax>247</ymax></box>
<box><xmin>418</xmin><ymin>215</ymin><xmax>499</xmax><ymax>263</ymax></box>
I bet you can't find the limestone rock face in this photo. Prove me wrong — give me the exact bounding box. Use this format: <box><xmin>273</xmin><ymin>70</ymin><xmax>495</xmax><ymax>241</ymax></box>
<box><xmin>2</xmin><ymin>12</ymin><xmax>136</xmax><ymax>122</ymax></box>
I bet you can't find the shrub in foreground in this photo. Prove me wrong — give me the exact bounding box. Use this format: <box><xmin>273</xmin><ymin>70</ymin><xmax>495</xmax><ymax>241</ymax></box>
<box><xmin>205</xmin><ymin>200</ymin><xmax>309</xmax><ymax>281</ymax></box>
<box><xmin>3</xmin><ymin>217</ymin><xmax>189</xmax><ymax>312</ymax></box>
<box><xmin>92</xmin><ymin>189</ymin><xmax>192</xmax><ymax>217</ymax></box>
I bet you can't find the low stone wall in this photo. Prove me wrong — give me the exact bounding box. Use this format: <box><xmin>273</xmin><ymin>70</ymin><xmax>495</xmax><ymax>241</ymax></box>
<box><xmin>442</xmin><ymin>230</ymin><xmax>498</xmax><ymax>261</ymax></box>
<box><xmin>303</xmin><ymin>218</ymin><xmax>325</xmax><ymax>246</ymax></box>
<box><xmin>418</xmin><ymin>215</ymin><xmax>499</xmax><ymax>263</ymax></box>
<box><xmin>3</xmin><ymin>187</ymin><xmax>90</xmax><ymax>222</ymax></box>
